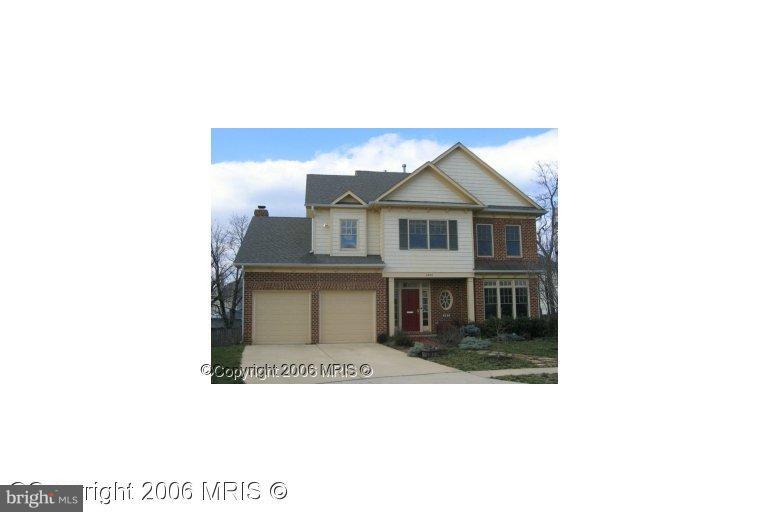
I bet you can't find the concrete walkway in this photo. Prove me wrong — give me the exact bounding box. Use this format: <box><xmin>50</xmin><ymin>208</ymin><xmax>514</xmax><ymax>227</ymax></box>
<box><xmin>471</xmin><ymin>367</ymin><xmax>558</xmax><ymax>378</ymax></box>
<box><xmin>240</xmin><ymin>343</ymin><xmax>512</xmax><ymax>384</ymax></box>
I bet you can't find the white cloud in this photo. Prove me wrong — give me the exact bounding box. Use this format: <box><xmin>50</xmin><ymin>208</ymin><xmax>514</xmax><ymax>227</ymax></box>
<box><xmin>211</xmin><ymin>130</ymin><xmax>557</xmax><ymax>219</ymax></box>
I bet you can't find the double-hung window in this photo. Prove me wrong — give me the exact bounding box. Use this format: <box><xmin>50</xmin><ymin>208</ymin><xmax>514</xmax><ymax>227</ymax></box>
<box><xmin>408</xmin><ymin>220</ymin><xmax>428</xmax><ymax>249</ymax></box>
<box><xmin>399</xmin><ymin>219</ymin><xmax>458</xmax><ymax>250</ymax></box>
<box><xmin>476</xmin><ymin>224</ymin><xmax>493</xmax><ymax>256</ymax></box>
<box><xmin>428</xmin><ymin>220</ymin><xmax>448</xmax><ymax>249</ymax></box>
<box><xmin>340</xmin><ymin>219</ymin><xmax>357</xmax><ymax>249</ymax></box>
<box><xmin>483</xmin><ymin>279</ymin><xmax>530</xmax><ymax>318</ymax></box>
<box><xmin>505</xmin><ymin>225</ymin><xmax>521</xmax><ymax>257</ymax></box>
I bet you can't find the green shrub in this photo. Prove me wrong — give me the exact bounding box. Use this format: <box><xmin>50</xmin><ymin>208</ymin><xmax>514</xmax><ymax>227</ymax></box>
<box><xmin>460</xmin><ymin>323</ymin><xmax>481</xmax><ymax>337</ymax></box>
<box><xmin>389</xmin><ymin>330</ymin><xmax>414</xmax><ymax>347</ymax></box>
<box><xmin>408</xmin><ymin>342</ymin><xmax>425</xmax><ymax>357</ymax></box>
<box><xmin>436</xmin><ymin>320</ymin><xmax>462</xmax><ymax>346</ymax></box>
<box><xmin>480</xmin><ymin>316</ymin><xmax>558</xmax><ymax>340</ymax></box>
<box><xmin>498</xmin><ymin>332</ymin><xmax>526</xmax><ymax>342</ymax></box>
<box><xmin>459</xmin><ymin>337</ymin><xmax>492</xmax><ymax>350</ymax></box>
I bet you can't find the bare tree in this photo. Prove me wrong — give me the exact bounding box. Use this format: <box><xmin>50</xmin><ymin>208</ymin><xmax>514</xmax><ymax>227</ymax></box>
<box><xmin>534</xmin><ymin>161</ymin><xmax>558</xmax><ymax>315</ymax></box>
<box><xmin>211</xmin><ymin>214</ymin><xmax>249</xmax><ymax>328</ymax></box>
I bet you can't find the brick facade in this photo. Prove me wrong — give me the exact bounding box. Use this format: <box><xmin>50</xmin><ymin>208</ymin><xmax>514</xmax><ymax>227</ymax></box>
<box><xmin>473</xmin><ymin>216</ymin><xmax>538</xmax><ymax>263</ymax></box>
<box><xmin>243</xmin><ymin>271</ymin><xmax>388</xmax><ymax>344</ymax></box>
<box><xmin>428</xmin><ymin>279</ymin><xmax>468</xmax><ymax>331</ymax></box>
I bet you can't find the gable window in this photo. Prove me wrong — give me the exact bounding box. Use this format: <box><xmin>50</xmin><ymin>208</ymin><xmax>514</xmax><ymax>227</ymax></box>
<box><xmin>483</xmin><ymin>279</ymin><xmax>530</xmax><ymax>319</ymax></box>
<box><xmin>506</xmin><ymin>225</ymin><xmax>521</xmax><ymax>257</ymax></box>
<box><xmin>340</xmin><ymin>219</ymin><xmax>357</xmax><ymax>249</ymax></box>
<box><xmin>476</xmin><ymin>224</ymin><xmax>493</xmax><ymax>256</ymax></box>
<box><xmin>429</xmin><ymin>220</ymin><xmax>448</xmax><ymax>249</ymax></box>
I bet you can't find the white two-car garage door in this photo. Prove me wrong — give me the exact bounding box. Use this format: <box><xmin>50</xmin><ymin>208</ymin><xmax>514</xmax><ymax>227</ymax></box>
<box><xmin>320</xmin><ymin>291</ymin><xmax>376</xmax><ymax>343</ymax></box>
<box><xmin>252</xmin><ymin>291</ymin><xmax>311</xmax><ymax>344</ymax></box>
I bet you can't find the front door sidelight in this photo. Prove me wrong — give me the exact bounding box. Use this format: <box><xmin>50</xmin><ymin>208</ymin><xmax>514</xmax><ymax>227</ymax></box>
<box><xmin>401</xmin><ymin>289</ymin><xmax>420</xmax><ymax>332</ymax></box>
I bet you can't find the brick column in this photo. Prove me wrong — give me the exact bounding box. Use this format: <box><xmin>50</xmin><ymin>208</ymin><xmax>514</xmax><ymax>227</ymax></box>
<box><xmin>311</xmin><ymin>291</ymin><xmax>320</xmax><ymax>343</ymax></box>
<box><xmin>474</xmin><ymin>277</ymin><xmax>485</xmax><ymax>323</ymax></box>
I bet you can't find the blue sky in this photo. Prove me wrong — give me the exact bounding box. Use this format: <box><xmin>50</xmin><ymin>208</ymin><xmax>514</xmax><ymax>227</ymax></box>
<box><xmin>211</xmin><ymin>128</ymin><xmax>553</xmax><ymax>163</ymax></box>
<box><xmin>210</xmin><ymin>129</ymin><xmax>558</xmax><ymax>221</ymax></box>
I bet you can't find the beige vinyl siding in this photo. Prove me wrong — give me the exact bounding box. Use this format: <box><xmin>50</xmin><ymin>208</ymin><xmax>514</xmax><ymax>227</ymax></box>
<box><xmin>387</xmin><ymin>167</ymin><xmax>470</xmax><ymax>203</ymax></box>
<box><xmin>252</xmin><ymin>291</ymin><xmax>311</xmax><ymax>344</ymax></box>
<box><xmin>380</xmin><ymin>207</ymin><xmax>474</xmax><ymax>273</ymax></box>
<box><xmin>313</xmin><ymin>208</ymin><xmax>331</xmax><ymax>254</ymax></box>
<box><xmin>330</xmin><ymin>208</ymin><xmax>367</xmax><ymax>256</ymax></box>
<box><xmin>367</xmin><ymin>210</ymin><xmax>381</xmax><ymax>255</ymax></box>
<box><xmin>436</xmin><ymin>150</ymin><xmax>528</xmax><ymax>206</ymax></box>
<box><xmin>319</xmin><ymin>291</ymin><xmax>376</xmax><ymax>343</ymax></box>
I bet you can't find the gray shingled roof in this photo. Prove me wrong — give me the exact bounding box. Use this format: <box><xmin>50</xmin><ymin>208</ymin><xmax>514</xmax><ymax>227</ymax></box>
<box><xmin>234</xmin><ymin>216</ymin><xmax>384</xmax><ymax>266</ymax></box>
<box><xmin>474</xmin><ymin>260</ymin><xmax>545</xmax><ymax>272</ymax></box>
<box><xmin>305</xmin><ymin>170</ymin><xmax>409</xmax><ymax>205</ymax></box>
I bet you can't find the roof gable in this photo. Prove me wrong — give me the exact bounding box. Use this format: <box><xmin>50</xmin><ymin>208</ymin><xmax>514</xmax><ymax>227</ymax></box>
<box><xmin>433</xmin><ymin>143</ymin><xmax>541</xmax><ymax>209</ymax></box>
<box><xmin>375</xmin><ymin>163</ymin><xmax>483</xmax><ymax>205</ymax></box>
<box><xmin>332</xmin><ymin>190</ymin><xmax>365</xmax><ymax>205</ymax></box>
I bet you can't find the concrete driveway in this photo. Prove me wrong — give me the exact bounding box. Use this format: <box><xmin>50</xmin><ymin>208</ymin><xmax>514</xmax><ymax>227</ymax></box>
<box><xmin>240</xmin><ymin>343</ymin><xmax>510</xmax><ymax>384</ymax></box>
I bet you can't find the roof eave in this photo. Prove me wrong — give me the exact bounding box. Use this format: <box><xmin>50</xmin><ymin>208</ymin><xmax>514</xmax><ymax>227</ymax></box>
<box><xmin>373</xmin><ymin>200</ymin><xmax>485</xmax><ymax>209</ymax></box>
<box><xmin>236</xmin><ymin>262</ymin><xmax>385</xmax><ymax>268</ymax></box>
<box><xmin>474</xmin><ymin>269</ymin><xmax>545</xmax><ymax>273</ymax></box>
<box><xmin>481</xmin><ymin>206</ymin><xmax>547</xmax><ymax>217</ymax></box>
<box><xmin>305</xmin><ymin>203</ymin><xmax>370</xmax><ymax>208</ymax></box>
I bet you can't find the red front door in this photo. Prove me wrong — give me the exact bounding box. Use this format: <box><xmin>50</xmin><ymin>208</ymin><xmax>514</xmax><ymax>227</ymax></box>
<box><xmin>401</xmin><ymin>289</ymin><xmax>420</xmax><ymax>332</ymax></box>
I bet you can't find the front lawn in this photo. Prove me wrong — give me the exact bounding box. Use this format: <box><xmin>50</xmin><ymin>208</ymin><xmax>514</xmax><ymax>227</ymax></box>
<box><xmin>428</xmin><ymin>337</ymin><xmax>557</xmax><ymax>372</ymax></box>
<box><xmin>210</xmin><ymin>344</ymin><xmax>245</xmax><ymax>384</ymax></box>
<box><xmin>495</xmin><ymin>373</ymin><xmax>558</xmax><ymax>384</ymax></box>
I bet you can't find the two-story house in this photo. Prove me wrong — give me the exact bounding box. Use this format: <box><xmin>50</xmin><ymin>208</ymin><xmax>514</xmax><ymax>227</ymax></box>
<box><xmin>234</xmin><ymin>143</ymin><xmax>545</xmax><ymax>344</ymax></box>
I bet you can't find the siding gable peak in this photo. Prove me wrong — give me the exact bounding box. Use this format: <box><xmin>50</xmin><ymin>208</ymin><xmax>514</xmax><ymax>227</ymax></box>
<box><xmin>433</xmin><ymin>143</ymin><xmax>542</xmax><ymax>209</ymax></box>
<box><xmin>374</xmin><ymin>162</ymin><xmax>484</xmax><ymax>206</ymax></box>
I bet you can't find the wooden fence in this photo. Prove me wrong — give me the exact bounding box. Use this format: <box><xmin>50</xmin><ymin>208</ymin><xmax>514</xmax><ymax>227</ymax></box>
<box><xmin>211</xmin><ymin>327</ymin><xmax>242</xmax><ymax>346</ymax></box>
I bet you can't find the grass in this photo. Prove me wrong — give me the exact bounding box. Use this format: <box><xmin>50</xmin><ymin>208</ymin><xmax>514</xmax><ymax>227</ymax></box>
<box><xmin>428</xmin><ymin>337</ymin><xmax>557</xmax><ymax>372</ymax></box>
<box><xmin>210</xmin><ymin>344</ymin><xmax>245</xmax><ymax>384</ymax></box>
<box><xmin>495</xmin><ymin>373</ymin><xmax>558</xmax><ymax>384</ymax></box>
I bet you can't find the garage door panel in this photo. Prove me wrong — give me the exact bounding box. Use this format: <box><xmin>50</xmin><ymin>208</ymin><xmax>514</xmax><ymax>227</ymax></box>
<box><xmin>320</xmin><ymin>291</ymin><xmax>376</xmax><ymax>343</ymax></box>
<box><xmin>253</xmin><ymin>291</ymin><xmax>311</xmax><ymax>344</ymax></box>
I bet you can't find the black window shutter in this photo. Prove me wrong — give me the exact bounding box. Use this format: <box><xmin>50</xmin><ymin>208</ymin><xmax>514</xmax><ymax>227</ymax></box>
<box><xmin>449</xmin><ymin>220</ymin><xmax>458</xmax><ymax>250</ymax></box>
<box><xmin>399</xmin><ymin>219</ymin><xmax>409</xmax><ymax>249</ymax></box>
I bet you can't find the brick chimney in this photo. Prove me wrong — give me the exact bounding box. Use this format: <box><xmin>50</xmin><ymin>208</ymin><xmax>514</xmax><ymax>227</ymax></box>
<box><xmin>254</xmin><ymin>205</ymin><xmax>269</xmax><ymax>217</ymax></box>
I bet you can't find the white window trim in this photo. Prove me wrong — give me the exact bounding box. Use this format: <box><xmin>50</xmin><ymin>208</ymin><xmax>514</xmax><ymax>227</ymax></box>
<box><xmin>476</xmin><ymin>223</ymin><xmax>494</xmax><ymax>258</ymax></box>
<box><xmin>504</xmin><ymin>224</ymin><xmax>522</xmax><ymax>258</ymax></box>
<box><xmin>482</xmin><ymin>279</ymin><xmax>530</xmax><ymax>319</ymax></box>
<box><xmin>340</xmin><ymin>219</ymin><xmax>358</xmax><ymax>250</ymax></box>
